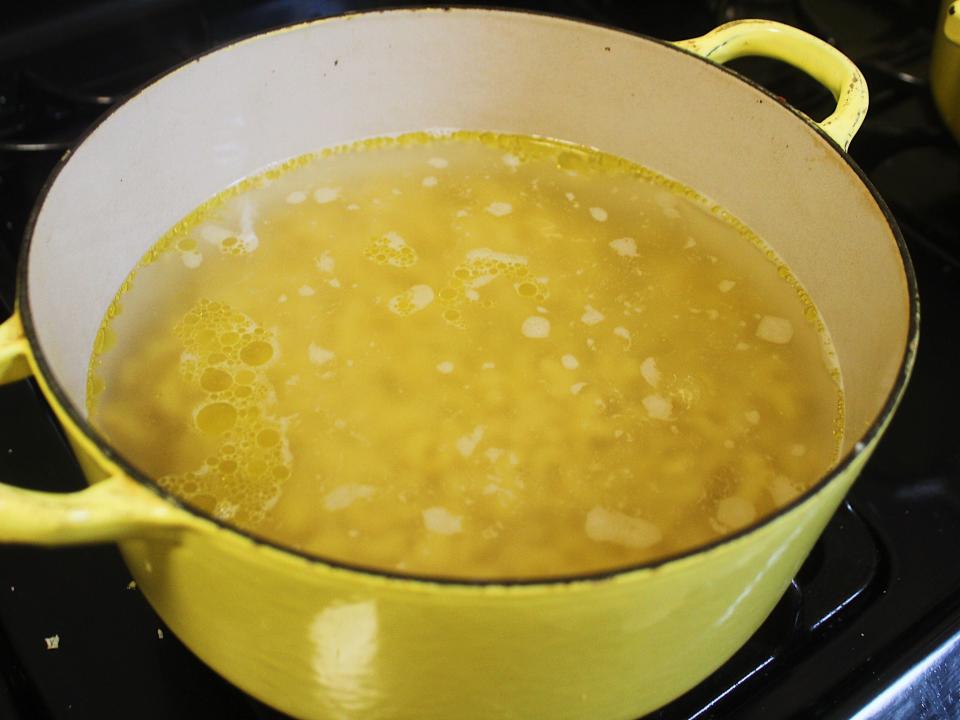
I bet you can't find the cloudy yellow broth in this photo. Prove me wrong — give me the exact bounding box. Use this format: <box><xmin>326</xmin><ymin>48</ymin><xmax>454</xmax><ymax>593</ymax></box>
<box><xmin>87</xmin><ymin>131</ymin><xmax>842</xmax><ymax>580</ymax></box>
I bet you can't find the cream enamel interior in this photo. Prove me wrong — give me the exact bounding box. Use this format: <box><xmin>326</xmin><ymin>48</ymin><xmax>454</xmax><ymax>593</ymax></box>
<box><xmin>27</xmin><ymin>9</ymin><xmax>905</xmax><ymax>467</ymax></box>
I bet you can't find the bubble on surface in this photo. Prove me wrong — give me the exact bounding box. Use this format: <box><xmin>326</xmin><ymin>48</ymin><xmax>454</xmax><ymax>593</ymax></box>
<box><xmin>308</xmin><ymin>344</ymin><xmax>336</xmax><ymax>366</ymax></box>
<box><xmin>756</xmin><ymin>315</ymin><xmax>794</xmax><ymax>344</ymax></box>
<box><xmin>585</xmin><ymin>506</ymin><xmax>661</xmax><ymax>549</ymax></box>
<box><xmin>485</xmin><ymin>202</ymin><xmax>513</xmax><ymax>217</ymax></box>
<box><xmin>640</xmin><ymin>357</ymin><xmax>660</xmax><ymax>388</ymax></box>
<box><xmin>716</xmin><ymin>497</ymin><xmax>756</xmax><ymax>530</ymax></box>
<box><xmin>609</xmin><ymin>237</ymin><xmax>637</xmax><ymax>257</ymax></box>
<box><xmin>456</xmin><ymin>425</ymin><xmax>486</xmax><ymax>458</ymax></box>
<box><xmin>315</xmin><ymin>251</ymin><xmax>336</xmax><ymax>274</ymax></box>
<box><xmin>240</xmin><ymin>340</ymin><xmax>274</xmax><ymax>366</ymax></box>
<box><xmin>589</xmin><ymin>207</ymin><xmax>608</xmax><ymax>222</ymax></box>
<box><xmin>181</xmin><ymin>251</ymin><xmax>203</xmax><ymax>268</ymax></box>
<box><xmin>581</xmin><ymin>305</ymin><xmax>605</xmax><ymax>326</ymax></box>
<box><xmin>200</xmin><ymin>367</ymin><xmax>232</xmax><ymax>392</ymax></box>
<box><xmin>195</xmin><ymin>402</ymin><xmax>237</xmax><ymax>435</ymax></box>
<box><xmin>160</xmin><ymin>299</ymin><xmax>291</xmax><ymax>525</ymax></box>
<box><xmin>324</xmin><ymin>484</ymin><xmax>375</xmax><ymax>511</ymax></box>
<box><xmin>423</xmin><ymin>506</ymin><xmax>463</xmax><ymax>535</ymax></box>
<box><xmin>642</xmin><ymin>394</ymin><xmax>672</xmax><ymax>420</ymax></box>
<box><xmin>313</xmin><ymin>187</ymin><xmax>340</xmax><ymax>204</ymax></box>
<box><xmin>364</xmin><ymin>232</ymin><xmax>418</xmax><ymax>268</ymax></box>
<box><xmin>387</xmin><ymin>284</ymin><xmax>435</xmax><ymax>317</ymax></box>
<box><xmin>655</xmin><ymin>191</ymin><xmax>682</xmax><ymax>219</ymax></box>
<box><xmin>521</xmin><ymin>316</ymin><xmax>550</xmax><ymax>339</ymax></box>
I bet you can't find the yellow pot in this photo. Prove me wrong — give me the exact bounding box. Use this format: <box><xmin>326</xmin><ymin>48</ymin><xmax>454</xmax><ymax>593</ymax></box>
<box><xmin>932</xmin><ymin>0</ymin><xmax>960</xmax><ymax>139</ymax></box>
<box><xmin>0</xmin><ymin>10</ymin><xmax>917</xmax><ymax>719</ymax></box>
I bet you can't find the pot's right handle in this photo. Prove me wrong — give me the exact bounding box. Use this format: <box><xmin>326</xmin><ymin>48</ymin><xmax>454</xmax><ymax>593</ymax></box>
<box><xmin>673</xmin><ymin>19</ymin><xmax>868</xmax><ymax>151</ymax></box>
<box><xmin>0</xmin><ymin>311</ymin><xmax>202</xmax><ymax>545</ymax></box>
<box><xmin>946</xmin><ymin>2</ymin><xmax>960</xmax><ymax>45</ymax></box>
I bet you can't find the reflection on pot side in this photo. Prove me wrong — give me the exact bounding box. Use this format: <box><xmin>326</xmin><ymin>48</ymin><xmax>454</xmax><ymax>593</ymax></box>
<box><xmin>86</xmin><ymin>131</ymin><xmax>843</xmax><ymax>579</ymax></box>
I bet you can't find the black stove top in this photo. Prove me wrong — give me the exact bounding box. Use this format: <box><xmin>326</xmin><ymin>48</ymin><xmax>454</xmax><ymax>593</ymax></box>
<box><xmin>0</xmin><ymin>1</ymin><xmax>958</xmax><ymax>718</ymax></box>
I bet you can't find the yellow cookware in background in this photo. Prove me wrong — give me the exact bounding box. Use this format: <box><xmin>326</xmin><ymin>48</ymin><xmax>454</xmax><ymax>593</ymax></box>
<box><xmin>0</xmin><ymin>11</ymin><xmax>916</xmax><ymax>720</ymax></box>
<box><xmin>932</xmin><ymin>0</ymin><xmax>960</xmax><ymax>139</ymax></box>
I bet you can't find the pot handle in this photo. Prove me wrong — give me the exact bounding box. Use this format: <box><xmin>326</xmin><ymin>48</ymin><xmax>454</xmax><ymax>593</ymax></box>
<box><xmin>946</xmin><ymin>2</ymin><xmax>960</xmax><ymax>46</ymax></box>
<box><xmin>673</xmin><ymin>19</ymin><xmax>868</xmax><ymax>151</ymax></box>
<box><xmin>0</xmin><ymin>311</ymin><xmax>202</xmax><ymax>545</ymax></box>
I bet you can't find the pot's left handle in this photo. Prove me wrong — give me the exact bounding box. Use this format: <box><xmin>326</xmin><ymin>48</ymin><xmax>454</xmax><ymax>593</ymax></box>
<box><xmin>673</xmin><ymin>19</ymin><xmax>868</xmax><ymax>151</ymax></box>
<box><xmin>0</xmin><ymin>311</ymin><xmax>201</xmax><ymax>545</ymax></box>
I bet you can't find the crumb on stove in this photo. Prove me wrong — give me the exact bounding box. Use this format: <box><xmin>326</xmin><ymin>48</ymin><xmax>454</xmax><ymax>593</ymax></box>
<box><xmin>157</xmin><ymin>628</ymin><xmax>164</xmax><ymax>640</ymax></box>
<box><xmin>126</xmin><ymin>581</ymin><xmax>137</xmax><ymax>590</ymax></box>
<box><xmin>44</xmin><ymin>635</ymin><xmax>59</xmax><ymax>650</ymax></box>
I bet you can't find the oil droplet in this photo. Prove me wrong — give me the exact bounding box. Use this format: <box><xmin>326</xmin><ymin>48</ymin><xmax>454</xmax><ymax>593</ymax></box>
<box><xmin>200</xmin><ymin>367</ymin><xmax>232</xmax><ymax>392</ymax></box>
<box><xmin>240</xmin><ymin>341</ymin><xmax>274</xmax><ymax>366</ymax></box>
<box><xmin>196</xmin><ymin>402</ymin><xmax>237</xmax><ymax>435</ymax></box>
<box><xmin>515</xmin><ymin>281</ymin><xmax>538</xmax><ymax>297</ymax></box>
<box><xmin>257</xmin><ymin>428</ymin><xmax>281</xmax><ymax>448</ymax></box>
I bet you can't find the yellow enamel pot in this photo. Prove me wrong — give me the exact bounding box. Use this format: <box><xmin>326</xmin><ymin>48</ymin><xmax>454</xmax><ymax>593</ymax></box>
<box><xmin>0</xmin><ymin>10</ymin><xmax>917</xmax><ymax>720</ymax></box>
<box><xmin>932</xmin><ymin>0</ymin><xmax>960</xmax><ymax>139</ymax></box>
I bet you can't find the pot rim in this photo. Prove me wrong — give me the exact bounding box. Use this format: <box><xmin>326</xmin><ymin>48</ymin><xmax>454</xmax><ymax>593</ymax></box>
<box><xmin>16</xmin><ymin>6</ymin><xmax>920</xmax><ymax>588</ymax></box>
